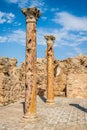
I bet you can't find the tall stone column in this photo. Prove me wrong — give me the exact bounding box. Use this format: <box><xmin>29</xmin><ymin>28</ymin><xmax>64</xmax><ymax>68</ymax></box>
<box><xmin>21</xmin><ymin>7</ymin><xmax>41</xmax><ymax>118</ymax></box>
<box><xmin>45</xmin><ymin>35</ymin><xmax>55</xmax><ymax>103</ymax></box>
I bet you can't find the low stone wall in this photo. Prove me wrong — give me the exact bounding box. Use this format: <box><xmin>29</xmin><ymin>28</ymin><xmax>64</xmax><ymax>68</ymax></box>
<box><xmin>0</xmin><ymin>54</ymin><xmax>87</xmax><ymax>105</ymax></box>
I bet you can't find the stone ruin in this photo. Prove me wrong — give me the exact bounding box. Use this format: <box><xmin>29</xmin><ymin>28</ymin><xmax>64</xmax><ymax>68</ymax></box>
<box><xmin>0</xmin><ymin>7</ymin><xmax>87</xmax><ymax>121</ymax></box>
<box><xmin>0</xmin><ymin>54</ymin><xmax>87</xmax><ymax>106</ymax></box>
<box><xmin>0</xmin><ymin>57</ymin><xmax>25</xmax><ymax>106</ymax></box>
<box><xmin>54</xmin><ymin>54</ymin><xmax>87</xmax><ymax>98</ymax></box>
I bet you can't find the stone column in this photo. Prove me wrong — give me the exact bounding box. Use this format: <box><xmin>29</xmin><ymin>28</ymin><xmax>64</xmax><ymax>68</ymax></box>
<box><xmin>45</xmin><ymin>35</ymin><xmax>55</xmax><ymax>103</ymax></box>
<box><xmin>21</xmin><ymin>7</ymin><xmax>41</xmax><ymax>118</ymax></box>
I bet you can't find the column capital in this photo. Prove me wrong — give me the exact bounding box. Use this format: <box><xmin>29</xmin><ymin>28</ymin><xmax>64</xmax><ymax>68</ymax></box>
<box><xmin>21</xmin><ymin>7</ymin><xmax>41</xmax><ymax>23</ymax></box>
<box><xmin>44</xmin><ymin>35</ymin><xmax>55</xmax><ymax>45</ymax></box>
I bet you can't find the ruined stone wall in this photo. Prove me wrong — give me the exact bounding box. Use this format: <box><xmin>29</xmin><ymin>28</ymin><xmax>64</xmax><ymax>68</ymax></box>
<box><xmin>0</xmin><ymin>58</ymin><xmax>24</xmax><ymax>105</ymax></box>
<box><xmin>0</xmin><ymin>54</ymin><xmax>87</xmax><ymax>105</ymax></box>
<box><xmin>54</xmin><ymin>60</ymin><xmax>68</xmax><ymax>97</ymax></box>
<box><xmin>54</xmin><ymin>54</ymin><xmax>87</xmax><ymax>98</ymax></box>
<box><xmin>36</xmin><ymin>58</ymin><xmax>47</xmax><ymax>96</ymax></box>
<box><xmin>67</xmin><ymin>54</ymin><xmax>87</xmax><ymax>98</ymax></box>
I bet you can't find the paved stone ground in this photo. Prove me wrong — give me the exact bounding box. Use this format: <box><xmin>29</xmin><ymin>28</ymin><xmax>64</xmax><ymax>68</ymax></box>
<box><xmin>0</xmin><ymin>96</ymin><xmax>87</xmax><ymax>130</ymax></box>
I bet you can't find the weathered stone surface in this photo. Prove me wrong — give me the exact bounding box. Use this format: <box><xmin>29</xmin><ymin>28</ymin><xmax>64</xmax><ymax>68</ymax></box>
<box><xmin>0</xmin><ymin>57</ymin><xmax>22</xmax><ymax>106</ymax></box>
<box><xmin>66</xmin><ymin>54</ymin><xmax>87</xmax><ymax>98</ymax></box>
<box><xmin>20</xmin><ymin>62</ymin><xmax>25</xmax><ymax>97</ymax></box>
<box><xmin>36</xmin><ymin>58</ymin><xmax>47</xmax><ymax>96</ymax></box>
<box><xmin>45</xmin><ymin>35</ymin><xmax>55</xmax><ymax>103</ymax></box>
<box><xmin>67</xmin><ymin>73</ymin><xmax>87</xmax><ymax>98</ymax></box>
<box><xmin>22</xmin><ymin>7</ymin><xmax>41</xmax><ymax>117</ymax></box>
<box><xmin>21</xmin><ymin>7</ymin><xmax>41</xmax><ymax>23</ymax></box>
<box><xmin>54</xmin><ymin>60</ymin><xmax>67</xmax><ymax>97</ymax></box>
<box><xmin>0</xmin><ymin>54</ymin><xmax>87</xmax><ymax>106</ymax></box>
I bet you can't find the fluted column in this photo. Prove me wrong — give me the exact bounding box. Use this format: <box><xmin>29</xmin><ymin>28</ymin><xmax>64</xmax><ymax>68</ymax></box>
<box><xmin>21</xmin><ymin>7</ymin><xmax>41</xmax><ymax>118</ymax></box>
<box><xmin>45</xmin><ymin>35</ymin><xmax>55</xmax><ymax>104</ymax></box>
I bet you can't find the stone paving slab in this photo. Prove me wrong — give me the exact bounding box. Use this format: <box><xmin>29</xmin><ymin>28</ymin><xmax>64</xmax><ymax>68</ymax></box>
<box><xmin>0</xmin><ymin>96</ymin><xmax>87</xmax><ymax>130</ymax></box>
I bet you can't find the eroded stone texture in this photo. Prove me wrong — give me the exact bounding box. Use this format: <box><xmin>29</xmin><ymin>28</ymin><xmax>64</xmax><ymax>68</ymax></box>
<box><xmin>54</xmin><ymin>60</ymin><xmax>67</xmax><ymax>97</ymax></box>
<box><xmin>45</xmin><ymin>35</ymin><xmax>55</xmax><ymax>103</ymax></box>
<box><xmin>36</xmin><ymin>58</ymin><xmax>47</xmax><ymax>96</ymax></box>
<box><xmin>67</xmin><ymin>73</ymin><xmax>87</xmax><ymax>98</ymax></box>
<box><xmin>20</xmin><ymin>62</ymin><xmax>25</xmax><ymax>97</ymax></box>
<box><xmin>0</xmin><ymin>58</ymin><xmax>22</xmax><ymax>106</ymax></box>
<box><xmin>0</xmin><ymin>54</ymin><xmax>87</xmax><ymax>106</ymax></box>
<box><xmin>21</xmin><ymin>7</ymin><xmax>41</xmax><ymax>117</ymax></box>
<box><xmin>66</xmin><ymin>54</ymin><xmax>87</xmax><ymax>98</ymax></box>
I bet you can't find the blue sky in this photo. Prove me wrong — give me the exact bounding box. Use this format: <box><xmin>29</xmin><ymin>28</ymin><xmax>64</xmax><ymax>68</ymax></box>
<box><xmin>0</xmin><ymin>0</ymin><xmax>87</xmax><ymax>65</ymax></box>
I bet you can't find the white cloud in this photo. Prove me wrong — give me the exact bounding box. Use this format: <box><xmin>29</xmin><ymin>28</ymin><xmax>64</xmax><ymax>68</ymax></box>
<box><xmin>50</xmin><ymin>8</ymin><xmax>59</xmax><ymax>12</ymax></box>
<box><xmin>6</xmin><ymin>0</ymin><xmax>47</xmax><ymax>14</ymax></box>
<box><xmin>74</xmin><ymin>47</ymin><xmax>82</xmax><ymax>54</ymax></box>
<box><xmin>76</xmin><ymin>36</ymin><xmax>87</xmax><ymax>42</ymax></box>
<box><xmin>0</xmin><ymin>29</ymin><xmax>25</xmax><ymax>45</ymax></box>
<box><xmin>0</xmin><ymin>36</ymin><xmax>8</xmax><ymax>42</ymax></box>
<box><xmin>37</xmin><ymin>27</ymin><xmax>53</xmax><ymax>45</ymax></box>
<box><xmin>6</xmin><ymin>0</ymin><xmax>45</xmax><ymax>10</ymax></box>
<box><xmin>37</xmin><ymin>26</ymin><xmax>87</xmax><ymax>55</ymax></box>
<box><xmin>18</xmin><ymin>0</ymin><xmax>29</xmax><ymax>8</ymax></box>
<box><xmin>53</xmin><ymin>12</ymin><xmax>87</xmax><ymax>31</ymax></box>
<box><xmin>7</xmin><ymin>0</ymin><xmax>29</xmax><ymax>7</ymax></box>
<box><xmin>14</xmin><ymin>22</ymin><xmax>22</xmax><ymax>26</ymax></box>
<box><xmin>49</xmin><ymin>11</ymin><xmax>87</xmax><ymax>55</ymax></box>
<box><xmin>0</xmin><ymin>27</ymin><xmax>86</xmax><ymax>55</ymax></box>
<box><xmin>7</xmin><ymin>0</ymin><xmax>18</xmax><ymax>3</ymax></box>
<box><xmin>29</xmin><ymin>0</ymin><xmax>44</xmax><ymax>7</ymax></box>
<box><xmin>0</xmin><ymin>11</ymin><xmax>15</xmax><ymax>24</ymax></box>
<box><xmin>8</xmin><ymin>30</ymin><xmax>25</xmax><ymax>44</ymax></box>
<box><xmin>0</xmin><ymin>26</ymin><xmax>87</xmax><ymax>56</ymax></box>
<box><xmin>66</xmin><ymin>52</ymin><xmax>75</xmax><ymax>57</ymax></box>
<box><xmin>41</xmin><ymin>16</ymin><xmax>47</xmax><ymax>21</ymax></box>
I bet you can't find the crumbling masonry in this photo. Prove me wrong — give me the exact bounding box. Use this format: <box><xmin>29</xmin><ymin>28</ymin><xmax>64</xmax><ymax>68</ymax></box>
<box><xmin>0</xmin><ymin>54</ymin><xmax>87</xmax><ymax>106</ymax></box>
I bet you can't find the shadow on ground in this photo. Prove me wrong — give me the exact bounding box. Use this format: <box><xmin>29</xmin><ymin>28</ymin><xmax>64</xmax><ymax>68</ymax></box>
<box><xmin>21</xmin><ymin>102</ymin><xmax>25</xmax><ymax>114</ymax></box>
<box><xmin>21</xmin><ymin>88</ymin><xmax>47</xmax><ymax>114</ymax></box>
<box><xmin>70</xmin><ymin>104</ymin><xmax>87</xmax><ymax>113</ymax></box>
<box><xmin>38</xmin><ymin>88</ymin><xmax>47</xmax><ymax>103</ymax></box>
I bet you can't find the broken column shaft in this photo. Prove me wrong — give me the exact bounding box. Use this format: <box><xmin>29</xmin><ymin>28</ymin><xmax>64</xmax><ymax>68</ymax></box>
<box><xmin>21</xmin><ymin>7</ymin><xmax>41</xmax><ymax>118</ymax></box>
<box><xmin>45</xmin><ymin>35</ymin><xmax>55</xmax><ymax>103</ymax></box>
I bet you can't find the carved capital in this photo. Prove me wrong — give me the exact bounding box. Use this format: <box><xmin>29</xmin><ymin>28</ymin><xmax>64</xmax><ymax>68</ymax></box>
<box><xmin>44</xmin><ymin>35</ymin><xmax>55</xmax><ymax>45</ymax></box>
<box><xmin>21</xmin><ymin>7</ymin><xmax>41</xmax><ymax>23</ymax></box>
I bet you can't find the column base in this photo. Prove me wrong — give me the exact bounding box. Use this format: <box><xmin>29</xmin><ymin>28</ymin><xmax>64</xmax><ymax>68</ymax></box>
<box><xmin>23</xmin><ymin>113</ymin><xmax>37</xmax><ymax>120</ymax></box>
